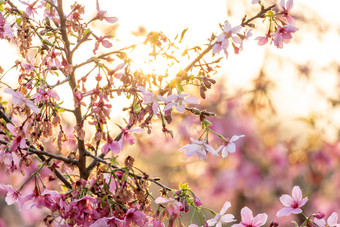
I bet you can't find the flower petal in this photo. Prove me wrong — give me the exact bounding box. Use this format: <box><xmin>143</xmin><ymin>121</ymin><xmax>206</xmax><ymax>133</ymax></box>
<box><xmin>220</xmin><ymin>201</ymin><xmax>231</xmax><ymax>215</ymax></box>
<box><xmin>252</xmin><ymin>213</ymin><xmax>268</xmax><ymax>226</ymax></box>
<box><xmin>230</xmin><ymin>135</ymin><xmax>245</xmax><ymax>142</ymax></box>
<box><xmin>279</xmin><ymin>194</ymin><xmax>294</xmax><ymax>207</ymax></box>
<box><xmin>220</xmin><ymin>214</ymin><xmax>236</xmax><ymax>223</ymax></box>
<box><xmin>292</xmin><ymin>186</ymin><xmax>302</xmax><ymax>202</ymax></box>
<box><xmin>276</xmin><ymin>207</ymin><xmax>293</xmax><ymax>217</ymax></box>
<box><xmin>240</xmin><ymin>206</ymin><xmax>253</xmax><ymax>225</ymax></box>
<box><xmin>327</xmin><ymin>212</ymin><xmax>338</xmax><ymax>226</ymax></box>
<box><xmin>104</xmin><ymin>16</ymin><xmax>118</xmax><ymax>24</ymax></box>
<box><xmin>184</xmin><ymin>96</ymin><xmax>200</xmax><ymax>104</ymax></box>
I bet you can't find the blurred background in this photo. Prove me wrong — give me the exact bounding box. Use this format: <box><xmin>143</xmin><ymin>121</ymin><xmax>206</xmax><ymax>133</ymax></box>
<box><xmin>1</xmin><ymin>0</ymin><xmax>340</xmax><ymax>226</ymax></box>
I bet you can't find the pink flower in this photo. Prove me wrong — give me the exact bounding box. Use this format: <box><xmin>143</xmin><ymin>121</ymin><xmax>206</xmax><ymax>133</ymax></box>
<box><xmin>42</xmin><ymin>50</ymin><xmax>62</xmax><ymax>69</ymax></box>
<box><xmin>0</xmin><ymin>12</ymin><xmax>14</xmax><ymax>39</ymax></box>
<box><xmin>93</xmin><ymin>35</ymin><xmax>113</xmax><ymax>54</ymax></box>
<box><xmin>21</xmin><ymin>55</ymin><xmax>36</xmax><ymax>72</ymax></box>
<box><xmin>0</xmin><ymin>184</ymin><xmax>23</xmax><ymax>207</ymax></box>
<box><xmin>109</xmin><ymin>63</ymin><xmax>126</xmax><ymax>79</ymax></box>
<box><xmin>163</xmin><ymin>93</ymin><xmax>200</xmax><ymax>114</ymax></box>
<box><xmin>102</xmin><ymin>135</ymin><xmax>120</xmax><ymax>154</ymax></box>
<box><xmin>232</xmin><ymin>207</ymin><xmax>268</xmax><ymax>227</ymax></box>
<box><xmin>4</xmin><ymin>88</ymin><xmax>40</xmax><ymax>114</ymax></box>
<box><xmin>138</xmin><ymin>86</ymin><xmax>162</xmax><ymax>115</ymax></box>
<box><xmin>255</xmin><ymin>33</ymin><xmax>271</xmax><ymax>46</ymax></box>
<box><xmin>119</xmin><ymin>127</ymin><xmax>144</xmax><ymax>148</ymax></box>
<box><xmin>279</xmin><ymin>0</ymin><xmax>295</xmax><ymax>25</ymax></box>
<box><xmin>272</xmin><ymin>24</ymin><xmax>298</xmax><ymax>49</ymax></box>
<box><xmin>155</xmin><ymin>197</ymin><xmax>183</xmax><ymax>216</ymax></box>
<box><xmin>95</xmin><ymin>0</ymin><xmax>118</xmax><ymax>23</ymax></box>
<box><xmin>19</xmin><ymin>0</ymin><xmax>40</xmax><ymax>17</ymax></box>
<box><xmin>90</xmin><ymin>217</ymin><xmax>123</xmax><ymax>227</ymax></box>
<box><xmin>32</xmin><ymin>86</ymin><xmax>60</xmax><ymax>103</ymax></box>
<box><xmin>217</xmin><ymin>135</ymin><xmax>245</xmax><ymax>158</ymax></box>
<box><xmin>123</xmin><ymin>208</ymin><xmax>148</xmax><ymax>227</ymax></box>
<box><xmin>251</xmin><ymin>0</ymin><xmax>260</xmax><ymax>4</ymax></box>
<box><xmin>276</xmin><ymin>186</ymin><xmax>308</xmax><ymax>217</ymax></box>
<box><xmin>6</xmin><ymin>123</ymin><xmax>27</xmax><ymax>153</ymax></box>
<box><xmin>212</xmin><ymin>21</ymin><xmax>242</xmax><ymax>58</ymax></box>
<box><xmin>180</xmin><ymin>138</ymin><xmax>219</xmax><ymax>160</ymax></box>
<box><xmin>314</xmin><ymin>212</ymin><xmax>340</xmax><ymax>227</ymax></box>
<box><xmin>207</xmin><ymin>201</ymin><xmax>236</xmax><ymax>227</ymax></box>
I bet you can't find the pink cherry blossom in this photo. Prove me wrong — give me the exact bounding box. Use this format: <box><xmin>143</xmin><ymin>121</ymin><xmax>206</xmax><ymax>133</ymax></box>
<box><xmin>138</xmin><ymin>86</ymin><xmax>162</xmax><ymax>115</ymax></box>
<box><xmin>255</xmin><ymin>33</ymin><xmax>271</xmax><ymax>46</ymax></box>
<box><xmin>163</xmin><ymin>93</ymin><xmax>200</xmax><ymax>114</ymax></box>
<box><xmin>314</xmin><ymin>212</ymin><xmax>340</xmax><ymax>227</ymax></box>
<box><xmin>251</xmin><ymin>0</ymin><xmax>260</xmax><ymax>4</ymax></box>
<box><xmin>42</xmin><ymin>50</ymin><xmax>62</xmax><ymax>69</ymax></box>
<box><xmin>180</xmin><ymin>138</ymin><xmax>219</xmax><ymax>160</ymax></box>
<box><xmin>19</xmin><ymin>0</ymin><xmax>40</xmax><ymax>17</ymax></box>
<box><xmin>207</xmin><ymin>201</ymin><xmax>236</xmax><ymax>227</ymax></box>
<box><xmin>272</xmin><ymin>24</ymin><xmax>298</xmax><ymax>49</ymax></box>
<box><xmin>102</xmin><ymin>135</ymin><xmax>120</xmax><ymax>154</ymax></box>
<box><xmin>21</xmin><ymin>55</ymin><xmax>36</xmax><ymax>72</ymax></box>
<box><xmin>276</xmin><ymin>186</ymin><xmax>308</xmax><ymax>217</ymax></box>
<box><xmin>0</xmin><ymin>184</ymin><xmax>23</xmax><ymax>207</ymax></box>
<box><xmin>4</xmin><ymin>88</ymin><xmax>40</xmax><ymax>114</ymax></box>
<box><xmin>232</xmin><ymin>206</ymin><xmax>268</xmax><ymax>227</ymax></box>
<box><xmin>212</xmin><ymin>21</ymin><xmax>242</xmax><ymax>58</ymax></box>
<box><xmin>93</xmin><ymin>35</ymin><xmax>113</xmax><ymax>54</ymax></box>
<box><xmin>32</xmin><ymin>86</ymin><xmax>60</xmax><ymax>103</ymax></box>
<box><xmin>109</xmin><ymin>63</ymin><xmax>126</xmax><ymax>79</ymax></box>
<box><xmin>90</xmin><ymin>217</ymin><xmax>123</xmax><ymax>227</ymax></box>
<box><xmin>0</xmin><ymin>12</ymin><xmax>14</xmax><ymax>39</ymax></box>
<box><xmin>95</xmin><ymin>0</ymin><xmax>118</xmax><ymax>23</ymax></box>
<box><xmin>217</xmin><ymin>135</ymin><xmax>245</xmax><ymax>158</ymax></box>
<box><xmin>279</xmin><ymin>0</ymin><xmax>295</xmax><ymax>25</ymax></box>
<box><xmin>123</xmin><ymin>208</ymin><xmax>148</xmax><ymax>227</ymax></box>
<box><xmin>6</xmin><ymin>123</ymin><xmax>27</xmax><ymax>153</ymax></box>
<box><xmin>155</xmin><ymin>197</ymin><xmax>183</xmax><ymax>216</ymax></box>
<box><xmin>119</xmin><ymin>127</ymin><xmax>144</xmax><ymax>149</ymax></box>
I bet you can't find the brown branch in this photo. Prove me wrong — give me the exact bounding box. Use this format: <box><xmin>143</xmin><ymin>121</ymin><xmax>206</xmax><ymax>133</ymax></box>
<box><xmin>181</xmin><ymin>4</ymin><xmax>276</xmax><ymax>74</ymax></box>
<box><xmin>0</xmin><ymin>109</ymin><xmax>73</xmax><ymax>189</ymax></box>
<box><xmin>73</xmin><ymin>43</ymin><xmax>138</xmax><ymax>70</ymax></box>
<box><xmin>0</xmin><ymin>139</ymin><xmax>78</xmax><ymax>165</ymax></box>
<box><xmin>56</xmin><ymin>0</ymin><xmax>87</xmax><ymax>179</ymax></box>
<box><xmin>84</xmin><ymin>151</ymin><xmax>171</xmax><ymax>191</ymax></box>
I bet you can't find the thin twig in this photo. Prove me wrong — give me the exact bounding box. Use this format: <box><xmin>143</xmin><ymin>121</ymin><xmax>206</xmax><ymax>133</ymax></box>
<box><xmin>0</xmin><ymin>109</ymin><xmax>73</xmax><ymax>189</ymax></box>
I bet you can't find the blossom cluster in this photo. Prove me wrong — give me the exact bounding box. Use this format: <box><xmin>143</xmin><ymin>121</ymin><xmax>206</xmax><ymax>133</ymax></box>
<box><xmin>0</xmin><ymin>0</ymin><xmax>308</xmax><ymax>226</ymax></box>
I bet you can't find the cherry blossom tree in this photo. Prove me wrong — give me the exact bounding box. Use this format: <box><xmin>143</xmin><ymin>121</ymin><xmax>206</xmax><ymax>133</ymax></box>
<box><xmin>0</xmin><ymin>0</ymin><xmax>335</xmax><ymax>226</ymax></box>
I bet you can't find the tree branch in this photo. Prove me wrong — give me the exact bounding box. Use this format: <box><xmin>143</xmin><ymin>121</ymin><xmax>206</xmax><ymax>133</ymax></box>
<box><xmin>181</xmin><ymin>4</ymin><xmax>276</xmax><ymax>74</ymax></box>
<box><xmin>0</xmin><ymin>109</ymin><xmax>73</xmax><ymax>189</ymax></box>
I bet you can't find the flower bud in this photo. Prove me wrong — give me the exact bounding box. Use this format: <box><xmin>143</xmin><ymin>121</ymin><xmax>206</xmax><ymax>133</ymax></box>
<box><xmin>176</xmin><ymin>189</ymin><xmax>182</xmax><ymax>196</ymax></box>
<box><xmin>269</xmin><ymin>221</ymin><xmax>279</xmax><ymax>227</ymax></box>
<box><xmin>194</xmin><ymin>196</ymin><xmax>202</xmax><ymax>207</ymax></box>
<box><xmin>314</xmin><ymin>212</ymin><xmax>325</xmax><ymax>219</ymax></box>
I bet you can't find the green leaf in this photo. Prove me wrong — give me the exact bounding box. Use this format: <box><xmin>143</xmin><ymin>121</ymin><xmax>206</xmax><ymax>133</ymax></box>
<box><xmin>176</xmin><ymin>83</ymin><xmax>184</xmax><ymax>93</ymax></box>
<box><xmin>16</xmin><ymin>17</ymin><xmax>22</xmax><ymax>26</ymax></box>
<box><xmin>42</xmin><ymin>39</ymin><xmax>53</xmax><ymax>46</ymax></box>
<box><xmin>84</xmin><ymin>28</ymin><xmax>91</xmax><ymax>36</ymax></box>
<box><xmin>46</xmin><ymin>3</ymin><xmax>51</xmax><ymax>10</ymax></box>
<box><xmin>133</xmin><ymin>104</ymin><xmax>141</xmax><ymax>114</ymax></box>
